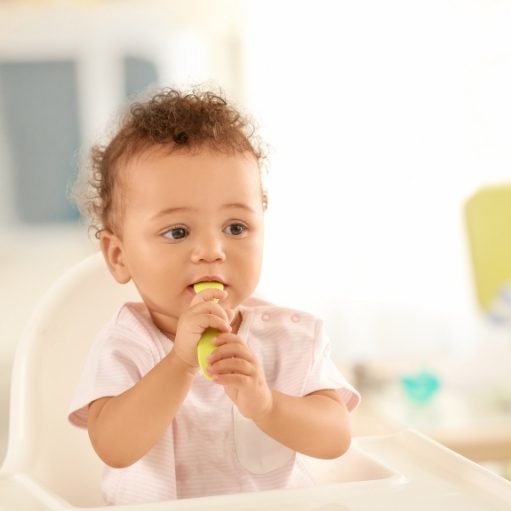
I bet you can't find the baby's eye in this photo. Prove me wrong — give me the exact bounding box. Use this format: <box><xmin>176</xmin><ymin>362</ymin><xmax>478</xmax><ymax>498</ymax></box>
<box><xmin>224</xmin><ymin>223</ymin><xmax>247</xmax><ymax>236</ymax></box>
<box><xmin>163</xmin><ymin>226</ymin><xmax>189</xmax><ymax>240</ymax></box>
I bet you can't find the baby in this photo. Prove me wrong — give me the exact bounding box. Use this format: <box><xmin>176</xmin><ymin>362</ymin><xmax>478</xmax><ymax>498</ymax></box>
<box><xmin>68</xmin><ymin>88</ymin><xmax>360</xmax><ymax>505</ymax></box>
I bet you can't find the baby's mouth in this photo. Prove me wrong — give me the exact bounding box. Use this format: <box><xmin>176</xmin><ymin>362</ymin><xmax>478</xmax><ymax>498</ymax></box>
<box><xmin>186</xmin><ymin>283</ymin><xmax>228</xmax><ymax>295</ymax></box>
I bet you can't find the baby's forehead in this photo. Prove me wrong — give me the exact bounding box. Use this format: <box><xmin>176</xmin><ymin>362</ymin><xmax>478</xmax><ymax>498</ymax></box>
<box><xmin>118</xmin><ymin>146</ymin><xmax>260</xmax><ymax>197</ymax></box>
<box><xmin>122</xmin><ymin>146</ymin><xmax>258</xmax><ymax>177</ymax></box>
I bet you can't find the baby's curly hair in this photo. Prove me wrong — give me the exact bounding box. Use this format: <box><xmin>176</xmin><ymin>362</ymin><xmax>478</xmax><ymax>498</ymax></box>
<box><xmin>74</xmin><ymin>87</ymin><xmax>267</xmax><ymax>237</ymax></box>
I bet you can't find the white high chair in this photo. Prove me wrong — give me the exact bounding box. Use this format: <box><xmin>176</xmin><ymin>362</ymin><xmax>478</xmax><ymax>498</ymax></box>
<box><xmin>0</xmin><ymin>252</ymin><xmax>140</xmax><ymax>508</ymax></box>
<box><xmin>1</xmin><ymin>253</ymin><xmax>511</xmax><ymax>510</ymax></box>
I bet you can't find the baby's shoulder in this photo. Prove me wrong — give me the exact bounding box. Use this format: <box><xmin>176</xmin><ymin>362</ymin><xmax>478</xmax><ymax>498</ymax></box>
<box><xmin>97</xmin><ymin>301</ymin><xmax>162</xmax><ymax>349</ymax></box>
<box><xmin>242</xmin><ymin>298</ymin><xmax>320</xmax><ymax>340</ymax></box>
<box><xmin>112</xmin><ymin>301</ymin><xmax>152</xmax><ymax>325</ymax></box>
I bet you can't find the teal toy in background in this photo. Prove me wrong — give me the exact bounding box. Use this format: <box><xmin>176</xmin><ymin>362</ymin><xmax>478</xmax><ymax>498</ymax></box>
<box><xmin>400</xmin><ymin>371</ymin><xmax>440</xmax><ymax>404</ymax></box>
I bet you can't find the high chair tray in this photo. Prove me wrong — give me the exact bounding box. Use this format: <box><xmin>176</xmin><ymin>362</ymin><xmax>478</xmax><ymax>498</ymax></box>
<box><xmin>1</xmin><ymin>429</ymin><xmax>510</xmax><ymax>510</ymax></box>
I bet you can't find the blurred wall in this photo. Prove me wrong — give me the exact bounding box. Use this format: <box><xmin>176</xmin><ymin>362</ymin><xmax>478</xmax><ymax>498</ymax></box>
<box><xmin>243</xmin><ymin>0</ymin><xmax>511</xmax><ymax>360</ymax></box>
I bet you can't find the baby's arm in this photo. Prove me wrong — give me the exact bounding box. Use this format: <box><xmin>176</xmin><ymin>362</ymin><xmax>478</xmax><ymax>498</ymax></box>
<box><xmin>88</xmin><ymin>350</ymin><xmax>195</xmax><ymax>468</ymax></box>
<box><xmin>208</xmin><ymin>335</ymin><xmax>351</xmax><ymax>459</ymax></box>
<box><xmin>88</xmin><ymin>289</ymin><xmax>232</xmax><ymax>468</ymax></box>
<box><xmin>254</xmin><ymin>389</ymin><xmax>351</xmax><ymax>459</ymax></box>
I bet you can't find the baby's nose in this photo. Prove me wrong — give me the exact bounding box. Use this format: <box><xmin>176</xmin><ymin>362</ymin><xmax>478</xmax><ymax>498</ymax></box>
<box><xmin>191</xmin><ymin>235</ymin><xmax>226</xmax><ymax>263</ymax></box>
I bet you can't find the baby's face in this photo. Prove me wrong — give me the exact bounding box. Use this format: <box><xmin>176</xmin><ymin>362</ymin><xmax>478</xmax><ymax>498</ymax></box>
<box><xmin>109</xmin><ymin>148</ymin><xmax>264</xmax><ymax>335</ymax></box>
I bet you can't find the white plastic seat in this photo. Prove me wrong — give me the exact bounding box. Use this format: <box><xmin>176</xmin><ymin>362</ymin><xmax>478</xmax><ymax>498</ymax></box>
<box><xmin>0</xmin><ymin>252</ymin><xmax>139</xmax><ymax>507</ymax></box>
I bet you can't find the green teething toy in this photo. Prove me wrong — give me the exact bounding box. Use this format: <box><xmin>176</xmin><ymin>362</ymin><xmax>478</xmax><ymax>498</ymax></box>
<box><xmin>193</xmin><ymin>281</ymin><xmax>224</xmax><ymax>379</ymax></box>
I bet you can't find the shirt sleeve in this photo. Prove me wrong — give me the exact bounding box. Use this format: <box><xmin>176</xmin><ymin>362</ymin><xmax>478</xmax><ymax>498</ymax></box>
<box><xmin>67</xmin><ymin>325</ymin><xmax>155</xmax><ymax>428</ymax></box>
<box><xmin>302</xmin><ymin>320</ymin><xmax>361</xmax><ymax>412</ymax></box>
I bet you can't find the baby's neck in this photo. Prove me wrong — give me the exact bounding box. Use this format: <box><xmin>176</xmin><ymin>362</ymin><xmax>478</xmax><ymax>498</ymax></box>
<box><xmin>230</xmin><ymin>309</ymin><xmax>243</xmax><ymax>334</ymax></box>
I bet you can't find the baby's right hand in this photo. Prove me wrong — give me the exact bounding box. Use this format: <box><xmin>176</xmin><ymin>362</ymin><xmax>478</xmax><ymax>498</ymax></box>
<box><xmin>172</xmin><ymin>289</ymin><xmax>233</xmax><ymax>368</ymax></box>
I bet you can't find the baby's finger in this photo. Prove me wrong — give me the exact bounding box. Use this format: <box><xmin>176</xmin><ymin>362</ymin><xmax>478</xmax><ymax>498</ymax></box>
<box><xmin>208</xmin><ymin>357</ymin><xmax>254</xmax><ymax>377</ymax></box>
<box><xmin>197</xmin><ymin>314</ymin><xmax>232</xmax><ymax>334</ymax></box>
<box><xmin>192</xmin><ymin>301</ymin><xmax>232</xmax><ymax>326</ymax></box>
<box><xmin>190</xmin><ymin>288</ymin><xmax>227</xmax><ymax>306</ymax></box>
<box><xmin>209</xmin><ymin>342</ymin><xmax>251</xmax><ymax>363</ymax></box>
<box><xmin>211</xmin><ymin>373</ymin><xmax>249</xmax><ymax>387</ymax></box>
<box><xmin>211</xmin><ymin>332</ymin><xmax>244</xmax><ymax>347</ymax></box>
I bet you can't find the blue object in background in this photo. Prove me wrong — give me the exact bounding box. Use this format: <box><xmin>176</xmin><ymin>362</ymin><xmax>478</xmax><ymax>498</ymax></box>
<box><xmin>124</xmin><ymin>57</ymin><xmax>159</xmax><ymax>100</ymax></box>
<box><xmin>0</xmin><ymin>61</ymin><xmax>81</xmax><ymax>223</ymax></box>
<box><xmin>488</xmin><ymin>284</ymin><xmax>511</xmax><ymax>326</ymax></box>
<box><xmin>0</xmin><ymin>56</ymin><xmax>159</xmax><ymax>224</ymax></box>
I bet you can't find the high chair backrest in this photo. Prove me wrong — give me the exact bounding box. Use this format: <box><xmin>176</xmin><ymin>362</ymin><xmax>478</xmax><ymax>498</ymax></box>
<box><xmin>1</xmin><ymin>252</ymin><xmax>140</xmax><ymax>507</ymax></box>
<box><xmin>465</xmin><ymin>184</ymin><xmax>511</xmax><ymax>310</ymax></box>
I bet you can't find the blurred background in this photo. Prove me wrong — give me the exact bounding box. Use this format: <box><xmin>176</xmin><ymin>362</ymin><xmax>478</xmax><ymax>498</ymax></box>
<box><xmin>1</xmin><ymin>0</ymin><xmax>510</xmax><ymax>480</ymax></box>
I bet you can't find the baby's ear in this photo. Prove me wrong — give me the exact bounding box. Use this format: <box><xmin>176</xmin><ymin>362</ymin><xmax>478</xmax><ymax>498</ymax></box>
<box><xmin>99</xmin><ymin>230</ymin><xmax>132</xmax><ymax>284</ymax></box>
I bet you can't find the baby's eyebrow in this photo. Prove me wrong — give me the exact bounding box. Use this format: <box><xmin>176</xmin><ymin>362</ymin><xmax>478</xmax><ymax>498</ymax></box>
<box><xmin>151</xmin><ymin>206</ymin><xmax>196</xmax><ymax>219</ymax></box>
<box><xmin>222</xmin><ymin>203</ymin><xmax>256</xmax><ymax>213</ymax></box>
<box><xmin>151</xmin><ymin>203</ymin><xmax>255</xmax><ymax>220</ymax></box>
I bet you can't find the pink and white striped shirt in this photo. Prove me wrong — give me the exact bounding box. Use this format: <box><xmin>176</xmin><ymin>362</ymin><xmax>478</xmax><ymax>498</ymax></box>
<box><xmin>68</xmin><ymin>299</ymin><xmax>360</xmax><ymax>505</ymax></box>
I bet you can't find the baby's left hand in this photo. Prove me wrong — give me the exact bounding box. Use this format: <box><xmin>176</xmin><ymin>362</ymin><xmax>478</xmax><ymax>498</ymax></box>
<box><xmin>207</xmin><ymin>334</ymin><xmax>273</xmax><ymax>421</ymax></box>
